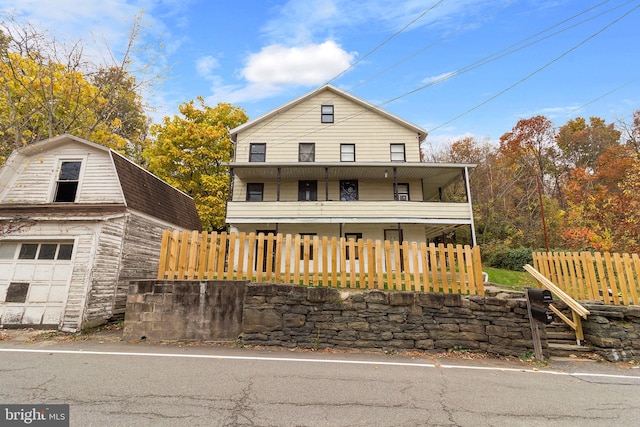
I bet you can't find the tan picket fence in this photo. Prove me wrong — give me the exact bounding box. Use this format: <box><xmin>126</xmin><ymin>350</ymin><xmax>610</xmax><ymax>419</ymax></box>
<box><xmin>532</xmin><ymin>251</ymin><xmax>640</xmax><ymax>305</ymax></box>
<box><xmin>157</xmin><ymin>230</ymin><xmax>485</xmax><ymax>295</ymax></box>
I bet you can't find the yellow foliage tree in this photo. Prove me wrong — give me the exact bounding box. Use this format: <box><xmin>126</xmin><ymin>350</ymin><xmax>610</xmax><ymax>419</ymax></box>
<box><xmin>0</xmin><ymin>16</ymin><xmax>152</xmax><ymax>165</ymax></box>
<box><xmin>144</xmin><ymin>97</ymin><xmax>248</xmax><ymax>231</ymax></box>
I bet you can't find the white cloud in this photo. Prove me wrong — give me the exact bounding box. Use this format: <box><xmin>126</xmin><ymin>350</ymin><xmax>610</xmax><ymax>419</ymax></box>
<box><xmin>242</xmin><ymin>41</ymin><xmax>355</xmax><ymax>86</ymax></box>
<box><xmin>196</xmin><ymin>55</ymin><xmax>221</xmax><ymax>80</ymax></box>
<box><xmin>203</xmin><ymin>40</ymin><xmax>356</xmax><ymax>105</ymax></box>
<box><xmin>421</xmin><ymin>71</ymin><xmax>456</xmax><ymax>85</ymax></box>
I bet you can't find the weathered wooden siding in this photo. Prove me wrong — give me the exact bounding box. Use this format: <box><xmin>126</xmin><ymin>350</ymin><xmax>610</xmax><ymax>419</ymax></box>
<box><xmin>234</xmin><ymin>92</ymin><xmax>422</xmax><ymax>163</ymax></box>
<box><xmin>82</xmin><ymin>217</ymin><xmax>126</xmax><ymax>326</ymax></box>
<box><xmin>0</xmin><ymin>142</ymin><xmax>124</xmax><ymax>204</ymax></box>
<box><xmin>114</xmin><ymin>213</ymin><xmax>166</xmax><ymax>314</ymax></box>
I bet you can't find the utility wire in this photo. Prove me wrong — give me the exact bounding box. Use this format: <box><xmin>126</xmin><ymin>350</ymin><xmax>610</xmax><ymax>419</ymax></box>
<box><xmin>565</xmin><ymin>76</ymin><xmax>640</xmax><ymax>116</ymax></box>
<box><xmin>326</xmin><ymin>0</ymin><xmax>446</xmax><ymax>84</ymax></box>
<box><xmin>429</xmin><ymin>2</ymin><xmax>640</xmax><ymax>133</ymax></box>
<box><xmin>238</xmin><ymin>1</ymin><xmax>446</xmax><ymax>142</ymax></box>
<box><xmin>349</xmin><ymin>0</ymin><xmax>610</xmax><ymax>91</ymax></box>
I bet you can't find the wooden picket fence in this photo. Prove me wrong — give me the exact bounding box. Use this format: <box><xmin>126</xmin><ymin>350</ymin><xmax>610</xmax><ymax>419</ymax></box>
<box><xmin>157</xmin><ymin>230</ymin><xmax>485</xmax><ymax>295</ymax></box>
<box><xmin>532</xmin><ymin>251</ymin><xmax>640</xmax><ymax>306</ymax></box>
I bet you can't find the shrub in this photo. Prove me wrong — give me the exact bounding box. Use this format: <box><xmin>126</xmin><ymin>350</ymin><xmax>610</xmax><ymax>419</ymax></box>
<box><xmin>485</xmin><ymin>246</ymin><xmax>534</xmax><ymax>271</ymax></box>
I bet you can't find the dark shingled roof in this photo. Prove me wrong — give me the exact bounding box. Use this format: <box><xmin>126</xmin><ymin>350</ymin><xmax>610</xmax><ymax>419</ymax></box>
<box><xmin>111</xmin><ymin>151</ymin><xmax>202</xmax><ymax>231</ymax></box>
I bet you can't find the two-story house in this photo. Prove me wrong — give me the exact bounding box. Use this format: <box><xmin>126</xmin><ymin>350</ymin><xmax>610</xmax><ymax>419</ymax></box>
<box><xmin>0</xmin><ymin>134</ymin><xmax>201</xmax><ymax>332</ymax></box>
<box><xmin>225</xmin><ymin>85</ymin><xmax>476</xmax><ymax>247</ymax></box>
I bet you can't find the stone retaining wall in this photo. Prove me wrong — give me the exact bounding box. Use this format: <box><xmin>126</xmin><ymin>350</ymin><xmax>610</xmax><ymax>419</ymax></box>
<box><xmin>122</xmin><ymin>281</ymin><xmax>640</xmax><ymax>361</ymax></box>
<box><xmin>242</xmin><ymin>283</ymin><xmax>541</xmax><ymax>357</ymax></box>
<box><xmin>581</xmin><ymin>303</ymin><xmax>640</xmax><ymax>362</ymax></box>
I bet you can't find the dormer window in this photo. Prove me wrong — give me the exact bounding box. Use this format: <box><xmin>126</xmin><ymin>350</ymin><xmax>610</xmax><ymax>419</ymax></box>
<box><xmin>54</xmin><ymin>161</ymin><xmax>81</xmax><ymax>202</ymax></box>
<box><xmin>321</xmin><ymin>105</ymin><xmax>334</xmax><ymax>123</ymax></box>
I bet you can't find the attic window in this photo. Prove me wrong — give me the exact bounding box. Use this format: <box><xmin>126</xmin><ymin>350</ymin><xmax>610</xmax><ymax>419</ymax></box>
<box><xmin>54</xmin><ymin>161</ymin><xmax>81</xmax><ymax>202</ymax></box>
<box><xmin>321</xmin><ymin>105</ymin><xmax>334</xmax><ymax>123</ymax></box>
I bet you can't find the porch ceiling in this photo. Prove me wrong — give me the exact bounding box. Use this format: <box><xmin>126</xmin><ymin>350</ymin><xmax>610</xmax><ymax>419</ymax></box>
<box><xmin>227</xmin><ymin>162</ymin><xmax>474</xmax><ymax>197</ymax></box>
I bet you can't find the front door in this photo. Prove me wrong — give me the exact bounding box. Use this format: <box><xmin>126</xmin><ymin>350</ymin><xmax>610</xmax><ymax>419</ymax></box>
<box><xmin>298</xmin><ymin>181</ymin><xmax>317</xmax><ymax>201</ymax></box>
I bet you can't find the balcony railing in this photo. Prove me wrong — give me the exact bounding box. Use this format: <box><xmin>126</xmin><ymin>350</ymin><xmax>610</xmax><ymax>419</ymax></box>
<box><xmin>226</xmin><ymin>200</ymin><xmax>472</xmax><ymax>223</ymax></box>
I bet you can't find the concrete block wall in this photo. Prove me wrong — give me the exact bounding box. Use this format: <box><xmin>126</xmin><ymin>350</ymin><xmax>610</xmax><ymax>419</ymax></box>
<box><xmin>123</xmin><ymin>280</ymin><xmax>247</xmax><ymax>341</ymax></box>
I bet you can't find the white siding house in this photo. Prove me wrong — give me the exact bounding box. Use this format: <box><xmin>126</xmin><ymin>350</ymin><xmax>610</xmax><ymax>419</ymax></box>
<box><xmin>0</xmin><ymin>134</ymin><xmax>201</xmax><ymax>331</ymax></box>
<box><xmin>226</xmin><ymin>85</ymin><xmax>476</xmax><ymax>246</ymax></box>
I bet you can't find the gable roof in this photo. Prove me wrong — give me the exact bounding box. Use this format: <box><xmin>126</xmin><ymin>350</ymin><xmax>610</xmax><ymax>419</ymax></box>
<box><xmin>229</xmin><ymin>84</ymin><xmax>427</xmax><ymax>142</ymax></box>
<box><xmin>1</xmin><ymin>134</ymin><xmax>202</xmax><ymax>231</ymax></box>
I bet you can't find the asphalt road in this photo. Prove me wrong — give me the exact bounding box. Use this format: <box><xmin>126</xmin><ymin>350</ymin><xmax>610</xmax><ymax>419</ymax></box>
<box><xmin>1</xmin><ymin>338</ymin><xmax>639</xmax><ymax>426</ymax></box>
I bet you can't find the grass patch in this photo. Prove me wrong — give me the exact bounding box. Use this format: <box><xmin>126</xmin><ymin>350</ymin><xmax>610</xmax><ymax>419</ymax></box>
<box><xmin>483</xmin><ymin>267</ymin><xmax>537</xmax><ymax>290</ymax></box>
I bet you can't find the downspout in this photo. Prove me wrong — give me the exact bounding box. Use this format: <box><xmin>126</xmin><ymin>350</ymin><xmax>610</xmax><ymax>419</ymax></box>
<box><xmin>463</xmin><ymin>167</ymin><xmax>477</xmax><ymax>247</ymax></box>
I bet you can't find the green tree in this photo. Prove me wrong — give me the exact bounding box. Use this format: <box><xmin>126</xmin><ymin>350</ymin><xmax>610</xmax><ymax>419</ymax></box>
<box><xmin>144</xmin><ymin>98</ymin><xmax>248</xmax><ymax>231</ymax></box>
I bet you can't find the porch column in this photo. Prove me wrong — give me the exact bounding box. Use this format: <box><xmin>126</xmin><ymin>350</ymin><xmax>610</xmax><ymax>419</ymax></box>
<box><xmin>464</xmin><ymin>166</ymin><xmax>477</xmax><ymax>246</ymax></box>
<box><xmin>393</xmin><ymin>167</ymin><xmax>398</xmax><ymax>199</ymax></box>
<box><xmin>277</xmin><ymin>168</ymin><xmax>281</xmax><ymax>201</ymax></box>
<box><xmin>325</xmin><ymin>167</ymin><xmax>329</xmax><ymax>201</ymax></box>
<box><xmin>228</xmin><ymin>168</ymin><xmax>234</xmax><ymax>201</ymax></box>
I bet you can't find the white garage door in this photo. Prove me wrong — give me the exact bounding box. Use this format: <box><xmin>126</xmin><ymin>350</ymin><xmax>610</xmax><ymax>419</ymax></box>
<box><xmin>0</xmin><ymin>241</ymin><xmax>74</xmax><ymax>326</ymax></box>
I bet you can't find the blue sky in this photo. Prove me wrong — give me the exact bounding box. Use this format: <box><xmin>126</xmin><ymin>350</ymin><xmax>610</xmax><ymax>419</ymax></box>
<box><xmin>1</xmin><ymin>0</ymin><xmax>639</xmax><ymax>149</ymax></box>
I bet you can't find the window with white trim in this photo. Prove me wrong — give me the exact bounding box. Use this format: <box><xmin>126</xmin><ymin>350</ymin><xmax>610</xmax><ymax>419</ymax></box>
<box><xmin>340</xmin><ymin>144</ymin><xmax>355</xmax><ymax>162</ymax></box>
<box><xmin>390</xmin><ymin>144</ymin><xmax>406</xmax><ymax>162</ymax></box>
<box><xmin>54</xmin><ymin>160</ymin><xmax>81</xmax><ymax>202</ymax></box>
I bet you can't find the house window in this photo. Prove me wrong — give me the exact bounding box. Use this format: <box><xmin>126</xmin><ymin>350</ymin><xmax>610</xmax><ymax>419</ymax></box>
<box><xmin>340</xmin><ymin>144</ymin><xmax>355</xmax><ymax>162</ymax></box>
<box><xmin>321</xmin><ymin>105</ymin><xmax>334</xmax><ymax>123</ymax></box>
<box><xmin>395</xmin><ymin>183</ymin><xmax>410</xmax><ymax>201</ymax></box>
<box><xmin>16</xmin><ymin>243</ymin><xmax>74</xmax><ymax>260</ymax></box>
<box><xmin>345</xmin><ymin>232</ymin><xmax>362</xmax><ymax>260</ymax></box>
<box><xmin>390</xmin><ymin>144</ymin><xmax>406</xmax><ymax>162</ymax></box>
<box><xmin>249</xmin><ymin>143</ymin><xmax>266</xmax><ymax>162</ymax></box>
<box><xmin>246</xmin><ymin>183</ymin><xmax>264</xmax><ymax>201</ymax></box>
<box><xmin>298</xmin><ymin>143</ymin><xmax>315</xmax><ymax>162</ymax></box>
<box><xmin>0</xmin><ymin>242</ymin><xmax>18</xmax><ymax>259</ymax></box>
<box><xmin>299</xmin><ymin>233</ymin><xmax>316</xmax><ymax>260</ymax></box>
<box><xmin>54</xmin><ymin>160</ymin><xmax>81</xmax><ymax>202</ymax></box>
<box><xmin>6</xmin><ymin>282</ymin><xmax>30</xmax><ymax>303</ymax></box>
<box><xmin>298</xmin><ymin>180</ymin><xmax>317</xmax><ymax>201</ymax></box>
<box><xmin>340</xmin><ymin>180</ymin><xmax>359</xmax><ymax>201</ymax></box>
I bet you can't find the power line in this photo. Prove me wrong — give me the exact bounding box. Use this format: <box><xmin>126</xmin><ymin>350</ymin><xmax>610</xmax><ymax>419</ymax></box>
<box><xmin>238</xmin><ymin>1</ymin><xmax>446</xmax><ymax>142</ymax></box>
<box><xmin>326</xmin><ymin>0</ymin><xmax>446</xmax><ymax>84</ymax></box>
<box><xmin>429</xmin><ymin>2</ymin><xmax>640</xmax><ymax>133</ymax></box>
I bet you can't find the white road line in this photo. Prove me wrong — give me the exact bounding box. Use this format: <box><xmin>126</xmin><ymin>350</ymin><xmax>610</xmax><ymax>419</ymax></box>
<box><xmin>1</xmin><ymin>348</ymin><xmax>639</xmax><ymax>380</ymax></box>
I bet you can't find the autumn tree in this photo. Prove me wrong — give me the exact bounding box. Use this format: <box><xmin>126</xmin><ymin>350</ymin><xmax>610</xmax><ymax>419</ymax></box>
<box><xmin>496</xmin><ymin>116</ymin><xmax>563</xmax><ymax>248</ymax></box>
<box><xmin>0</xmin><ymin>15</ymin><xmax>153</xmax><ymax>164</ymax></box>
<box><xmin>556</xmin><ymin>116</ymin><xmax>621</xmax><ymax>170</ymax></box>
<box><xmin>144</xmin><ymin>98</ymin><xmax>248</xmax><ymax>231</ymax></box>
